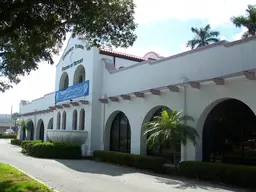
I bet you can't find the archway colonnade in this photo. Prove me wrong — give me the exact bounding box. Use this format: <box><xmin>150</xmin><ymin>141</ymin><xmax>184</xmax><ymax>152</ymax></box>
<box><xmin>56</xmin><ymin>109</ymin><xmax>86</xmax><ymax>131</ymax></box>
<box><xmin>104</xmin><ymin>97</ymin><xmax>256</xmax><ymax>165</ymax></box>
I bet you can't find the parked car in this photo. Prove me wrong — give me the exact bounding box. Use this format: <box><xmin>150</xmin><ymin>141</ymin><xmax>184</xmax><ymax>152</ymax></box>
<box><xmin>4</xmin><ymin>129</ymin><xmax>15</xmax><ymax>135</ymax></box>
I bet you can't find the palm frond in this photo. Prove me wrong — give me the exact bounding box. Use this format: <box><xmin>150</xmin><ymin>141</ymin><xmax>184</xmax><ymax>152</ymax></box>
<box><xmin>178</xmin><ymin>124</ymin><xmax>199</xmax><ymax>145</ymax></box>
<box><xmin>197</xmin><ymin>41</ymin><xmax>209</xmax><ymax>48</ymax></box>
<box><xmin>143</xmin><ymin>109</ymin><xmax>199</xmax><ymax>153</ymax></box>
<box><xmin>191</xmin><ymin>27</ymin><xmax>200</xmax><ymax>35</ymax></box>
<box><xmin>206</xmin><ymin>37</ymin><xmax>219</xmax><ymax>43</ymax></box>
<box><xmin>186</xmin><ymin>39</ymin><xmax>200</xmax><ymax>49</ymax></box>
<box><xmin>187</xmin><ymin>24</ymin><xmax>220</xmax><ymax>49</ymax></box>
<box><xmin>180</xmin><ymin>115</ymin><xmax>195</xmax><ymax>122</ymax></box>
<box><xmin>206</xmin><ymin>31</ymin><xmax>220</xmax><ymax>38</ymax></box>
<box><xmin>204</xmin><ymin>24</ymin><xmax>211</xmax><ymax>31</ymax></box>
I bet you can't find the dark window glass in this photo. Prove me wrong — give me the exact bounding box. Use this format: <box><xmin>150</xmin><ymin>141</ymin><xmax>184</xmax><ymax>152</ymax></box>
<box><xmin>110</xmin><ymin>112</ymin><xmax>131</xmax><ymax>153</ymax></box>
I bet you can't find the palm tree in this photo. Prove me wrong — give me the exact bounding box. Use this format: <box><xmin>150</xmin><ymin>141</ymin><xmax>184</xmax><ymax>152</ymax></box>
<box><xmin>186</xmin><ymin>24</ymin><xmax>220</xmax><ymax>49</ymax></box>
<box><xmin>231</xmin><ymin>5</ymin><xmax>256</xmax><ymax>38</ymax></box>
<box><xmin>143</xmin><ymin>109</ymin><xmax>198</xmax><ymax>167</ymax></box>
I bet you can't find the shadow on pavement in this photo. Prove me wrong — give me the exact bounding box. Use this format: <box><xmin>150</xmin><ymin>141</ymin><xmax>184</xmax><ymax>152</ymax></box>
<box><xmin>55</xmin><ymin>159</ymin><xmax>137</xmax><ymax>176</ymax></box>
<box><xmin>155</xmin><ymin>177</ymin><xmax>250</xmax><ymax>192</ymax></box>
<box><xmin>55</xmin><ymin>159</ymin><xmax>249</xmax><ymax>192</ymax></box>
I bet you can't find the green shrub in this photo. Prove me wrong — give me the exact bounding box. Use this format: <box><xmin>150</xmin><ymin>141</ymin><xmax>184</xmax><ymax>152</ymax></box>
<box><xmin>93</xmin><ymin>150</ymin><xmax>167</xmax><ymax>173</ymax></box>
<box><xmin>179</xmin><ymin>161</ymin><xmax>256</xmax><ymax>188</ymax></box>
<box><xmin>25</xmin><ymin>142</ymin><xmax>82</xmax><ymax>159</ymax></box>
<box><xmin>10</xmin><ymin>139</ymin><xmax>22</xmax><ymax>146</ymax></box>
<box><xmin>21</xmin><ymin>140</ymin><xmax>42</xmax><ymax>153</ymax></box>
<box><xmin>0</xmin><ymin>134</ymin><xmax>17</xmax><ymax>139</ymax></box>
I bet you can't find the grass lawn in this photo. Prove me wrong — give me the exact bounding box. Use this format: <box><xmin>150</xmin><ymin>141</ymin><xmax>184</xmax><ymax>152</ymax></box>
<box><xmin>0</xmin><ymin>163</ymin><xmax>54</xmax><ymax>192</ymax></box>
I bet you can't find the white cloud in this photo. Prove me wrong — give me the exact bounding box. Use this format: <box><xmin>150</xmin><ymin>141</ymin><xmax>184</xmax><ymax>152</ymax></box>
<box><xmin>178</xmin><ymin>43</ymin><xmax>190</xmax><ymax>53</ymax></box>
<box><xmin>221</xmin><ymin>36</ymin><xmax>227</xmax><ymax>40</ymax></box>
<box><xmin>232</xmin><ymin>27</ymin><xmax>248</xmax><ymax>40</ymax></box>
<box><xmin>134</xmin><ymin>0</ymin><xmax>255</xmax><ymax>27</ymax></box>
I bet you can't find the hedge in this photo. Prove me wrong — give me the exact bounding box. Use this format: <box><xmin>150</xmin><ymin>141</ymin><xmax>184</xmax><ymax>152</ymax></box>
<box><xmin>93</xmin><ymin>150</ymin><xmax>167</xmax><ymax>173</ymax></box>
<box><xmin>179</xmin><ymin>161</ymin><xmax>256</xmax><ymax>189</ymax></box>
<box><xmin>23</xmin><ymin>142</ymin><xmax>82</xmax><ymax>159</ymax></box>
<box><xmin>10</xmin><ymin>139</ymin><xmax>22</xmax><ymax>146</ymax></box>
<box><xmin>0</xmin><ymin>134</ymin><xmax>17</xmax><ymax>139</ymax></box>
<box><xmin>21</xmin><ymin>140</ymin><xmax>42</xmax><ymax>153</ymax></box>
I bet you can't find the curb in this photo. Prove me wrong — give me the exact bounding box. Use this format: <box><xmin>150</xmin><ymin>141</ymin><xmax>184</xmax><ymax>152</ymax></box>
<box><xmin>9</xmin><ymin>164</ymin><xmax>59</xmax><ymax>192</ymax></box>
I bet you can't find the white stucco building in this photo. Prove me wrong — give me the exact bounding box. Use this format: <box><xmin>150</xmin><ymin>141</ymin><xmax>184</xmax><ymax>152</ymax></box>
<box><xmin>18</xmin><ymin>36</ymin><xmax>256</xmax><ymax>162</ymax></box>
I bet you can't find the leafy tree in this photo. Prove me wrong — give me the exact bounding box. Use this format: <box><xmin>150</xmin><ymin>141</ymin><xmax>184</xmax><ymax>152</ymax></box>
<box><xmin>143</xmin><ymin>110</ymin><xmax>198</xmax><ymax>166</ymax></box>
<box><xmin>12</xmin><ymin>112</ymin><xmax>19</xmax><ymax>120</ymax></box>
<box><xmin>16</xmin><ymin>119</ymin><xmax>26</xmax><ymax>128</ymax></box>
<box><xmin>16</xmin><ymin>119</ymin><xmax>26</xmax><ymax>140</ymax></box>
<box><xmin>0</xmin><ymin>0</ymin><xmax>137</xmax><ymax>92</ymax></box>
<box><xmin>186</xmin><ymin>24</ymin><xmax>220</xmax><ymax>49</ymax></box>
<box><xmin>231</xmin><ymin>4</ymin><xmax>256</xmax><ymax>38</ymax></box>
<box><xmin>12</xmin><ymin>112</ymin><xmax>20</xmax><ymax>128</ymax></box>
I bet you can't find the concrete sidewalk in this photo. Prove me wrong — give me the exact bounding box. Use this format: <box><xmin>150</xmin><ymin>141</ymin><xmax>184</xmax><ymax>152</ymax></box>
<box><xmin>0</xmin><ymin>139</ymin><xmax>248</xmax><ymax>192</ymax></box>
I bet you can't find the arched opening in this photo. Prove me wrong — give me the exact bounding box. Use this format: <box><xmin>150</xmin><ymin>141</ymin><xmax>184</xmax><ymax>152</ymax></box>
<box><xmin>141</xmin><ymin>106</ymin><xmax>180</xmax><ymax>163</ymax></box>
<box><xmin>22</xmin><ymin>126</ymin><xmax>26</xmax><ymax>140</ymax></box>
<box><xmin>73</xmin><ymin>65</ymin><xmax>85</xmax><ymax>85</ymax></box>
<box><xmin>27</xmin><ymin>120</ymin><xmax>34</xmax><ymax>140</ymax></box>
<box><xmin>79</xmin><ymin>109</ymin><xmax>85</xmax><ymax>130</ymax></box>
<box><xmin>57</xmin><ymin>112</ymin><xmax>61</xmax><ymax>129</ymax></box>
<box><xmin>62</xmin><ymin>111</ymin><xmax>66</xmax><ymax>130</ymax></box>
<box><xmin>37</xmin><ymin>119</ymin><xmax>45</xmax><ymax>141</ymax></box>
<box><xmin>47</xmin><ymin>118</ymin><xmax>53</xmax><ymax>129</ymax></box>
<box><xmin>202</xmin><ymin>98</ymin><xmax>256</xmax><ymax>165</ymax></box>
<box><xmin>110</xmin><ymin>112</ymin><xmax>131</xmax><ymax>153</ymax></box>
<box><xmin>59</xmin><ymin>72</ymin><xmax>69</xmax><ymax>90</ymax></box>
<box><xmin>73</xmin><ymin>110</ymin><xmax>78</xmax><ymax>130</ymax></box>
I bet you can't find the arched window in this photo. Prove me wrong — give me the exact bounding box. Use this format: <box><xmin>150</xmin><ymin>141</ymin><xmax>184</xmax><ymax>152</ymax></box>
<box><xmin>27</xmin><ymin>120</ymin><xmax>34</xmax><ymax>140</ymax></box>
<box><xmin>73</xmin><ymin>65</ymin><xmax>86</xmax><ymax>85</ymax></box>
<box><xmin>73</xmin><ymin>110</ymin><xmax>78</xmax><ymax>130</ymax></box>
<box><xmin>59</xmin><ymin>72</ymin><xmax>69</xmax><ymax>90</ymax></box>
<box><xmin>57</xmin><ymin>112</ymin><xmax>61</xmax><ymax>130</ymax></box>
<box><xmin>110</xmin><ymin>112</ymin><xmax>131</xmax><ymax>153</ymax></box>
<box><xmin>202</xmin><ymin>99</ymin><xmax>256</xmax><ymax>165</ymax></box>
<box><xmin>79</xmin><ymin>109</ymin><xmax>85</xmax><ymax>130</ymax></box>
<box><xmin>78</xmin><ymin>75</ymin><xmax>83</xmax><ymax>83</ymax></box>
<box><xmin>62</xmin><ymin>111</ymin><xmax>66</xmax><ymax>130</ymax></box>
<box><xmin>48</xmin><ymin>118</ymin><xmax>53</xmax><ymax>130</ymax></box>
<box><xmin>37</xmin><ymin>119</ymin><xmax>44</xmax><ymax>141</ymax></box>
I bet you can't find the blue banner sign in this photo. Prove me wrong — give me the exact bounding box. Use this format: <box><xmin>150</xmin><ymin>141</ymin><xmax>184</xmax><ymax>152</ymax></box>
<box><xmin>55</xmin><ymin>80</ymin><xmax>89</xmax><ymax>103</ymax></box>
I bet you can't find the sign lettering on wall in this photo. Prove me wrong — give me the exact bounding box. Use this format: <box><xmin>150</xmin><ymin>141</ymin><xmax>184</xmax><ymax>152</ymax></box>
<box><xmin>62</xmin><ymin>44</ymin><xmax>85</xmax><ymax>61</ymax></box>
<box><xmin>55</xmin><ymin>80</ymin><xmax>89</xmax><ymax>103</ymax></box>
<box><xmin>62</xmin><ymin>58</ymin><xmax>83</xmax><ymax>71</ymax></box>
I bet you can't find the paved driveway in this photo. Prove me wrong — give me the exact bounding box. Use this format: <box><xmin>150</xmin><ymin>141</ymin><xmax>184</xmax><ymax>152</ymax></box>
<box><xmin>0</xmin><ymin>139</ymin><xmax>248</xmax><ymax>192</ymax></box>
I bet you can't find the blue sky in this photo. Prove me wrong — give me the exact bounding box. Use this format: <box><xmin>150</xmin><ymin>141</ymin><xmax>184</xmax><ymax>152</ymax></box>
<box><xmin>0</xmin><ymin>0</ymin><xmax>254</xmax><ymax>114</ymax></box>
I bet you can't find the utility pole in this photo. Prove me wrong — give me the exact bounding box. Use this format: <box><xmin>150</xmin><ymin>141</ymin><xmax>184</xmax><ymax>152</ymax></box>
<box><xmin>9</xmin><ymin>106</ymin><xmax>13</xmax><ymax>130</ymax></box>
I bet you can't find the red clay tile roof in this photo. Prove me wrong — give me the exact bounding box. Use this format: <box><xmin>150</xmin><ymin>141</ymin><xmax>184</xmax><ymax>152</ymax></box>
<box><xmin>99</xmin><ymin>49</ymin><xmax>146</xmax><ymax>62</ymax></box>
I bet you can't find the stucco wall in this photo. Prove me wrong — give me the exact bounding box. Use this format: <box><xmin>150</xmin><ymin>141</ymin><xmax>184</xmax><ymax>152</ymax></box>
<box><xmin>102</xmin><ymin>39</ymin><xmax>256</xmax><ymax>97</ymax></box>
<box><xmin>19</xmin><ymin>36</ymin><xmax>256</xmax><ymax>159</ymax></box>
<box><xmin>102</xmin><ymin>75</ymin><xmax>256</xmax><ymax>161</ymax></box>
<box><xmin>20</xmin><ymin>92</ymin><xmax>54</xmax><ymax>114</ymax></box>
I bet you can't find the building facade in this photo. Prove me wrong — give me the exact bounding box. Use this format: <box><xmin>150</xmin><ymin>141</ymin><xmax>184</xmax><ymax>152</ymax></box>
<box><xmin>19</xmin><ymin>36</ymin><xmax>256</xmax><ymax>162</ymax></box>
